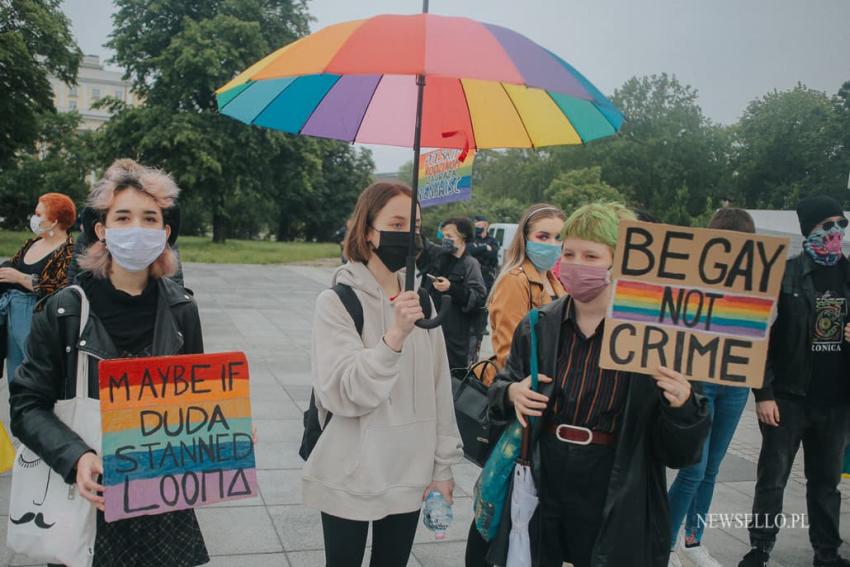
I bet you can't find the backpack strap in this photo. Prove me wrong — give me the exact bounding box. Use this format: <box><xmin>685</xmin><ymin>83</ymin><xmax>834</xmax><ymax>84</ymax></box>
<box><xmin>332</xmin><ymin>283</ymin><xmax>432</xmax><ymax>334</ymax></box>
<box><xmin>332</xmin><ymin>283</ymin><xmax>364</xmax><ymax>336</ymax></box>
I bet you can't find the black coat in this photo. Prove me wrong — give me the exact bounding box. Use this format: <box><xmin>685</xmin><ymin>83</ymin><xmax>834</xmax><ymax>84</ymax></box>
<box><xmin>754</xmin><ymin>253</ymin><xmax>850</xmax><ymax>402</ymax></box>
<box><xmin>487</xmin><ymin>297</ymin><xmax>711</xmax><ymax>567</ymax></box>
<box><xmin>423</xmin><ymin>249</ymin><xmax>487</xmax><ymax>370</ymax></box>
<box><xmin>10</xmin><ymin>273</ymin><xmax>203</xmax><ymax>483</ymax></box>
<box><xmin>468</xmin><ymin>234</ymin><xmax>500</xmax><ymax>290</ymax></box>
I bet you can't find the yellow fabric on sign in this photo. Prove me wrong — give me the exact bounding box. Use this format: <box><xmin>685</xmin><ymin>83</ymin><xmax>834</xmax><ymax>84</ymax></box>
<box><xmin>0</xmin><ymin>423</ymin><xmax>14</xmax><ymax>474</ymax></box>
<box><xmin>461</xmin><ymin>79</ymin><xmax>532</xmax><ymax>148</ymax></box>
<box><xmin>502</xmin><ymin>84</ymin><xmax>582</xmax><ymax>147</ymax></box>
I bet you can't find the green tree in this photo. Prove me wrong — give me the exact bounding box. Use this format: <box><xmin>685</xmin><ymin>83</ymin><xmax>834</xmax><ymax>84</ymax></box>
<box><xmin>588</xmin><ymin>74</ymin><xmax>729</xmax><ymax>222</ymax></box>
<box><xmin>0</xmin><ymin>111</ymin><xmax>93</xmax><ymax>228</ymax></box>
<box><xmin>733</xmin><ymin>84</ymin><xmax>847</xmax><ymax>209</ymax></box>
<box><xmin>297</xmin><ymin>140</ymin><xmax>374</xmax><ymax>241</ymax></box>
<box><xmin>544</xmin><ymin>166</ymin><xmax>625</xmax><ymax>214</ymax></box>
<box><xmin>102</xmin><ymin>0</ymin><xmax>319</xmax><ymax>242</ymax></box>
<box><xmin>474</xmin><ymin>149</ymin><xmax>561</xmax><ymax>204</ymax></box>
<box><xmin>0</xmin><ymin>0</ymin><xmax>81</xmax><ymax>166</ymax></box>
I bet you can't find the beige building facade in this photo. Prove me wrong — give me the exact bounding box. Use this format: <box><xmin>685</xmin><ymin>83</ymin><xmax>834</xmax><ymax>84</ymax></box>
<box><xmin>50</xmin><ymin>54</ymin><xmax>140</xmax><ymax>130</ymax></box>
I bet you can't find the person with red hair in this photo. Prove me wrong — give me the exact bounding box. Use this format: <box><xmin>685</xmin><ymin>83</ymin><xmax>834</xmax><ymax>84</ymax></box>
<box><xmin>0</xmin><ymin>193</ymin><xmax>76</xmax><ymax>381</ymax></box>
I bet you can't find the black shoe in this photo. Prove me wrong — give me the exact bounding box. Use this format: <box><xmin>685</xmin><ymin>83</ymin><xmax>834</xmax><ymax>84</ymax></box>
<box><xmin>739</xmin><ymin>548</ymin><xmax>770</xmax><ymax>567</ymax></box>
<box><xmin>815</xmin><ymin>556</ymin><xmax>850</xmax><ymax>567</ymax></box>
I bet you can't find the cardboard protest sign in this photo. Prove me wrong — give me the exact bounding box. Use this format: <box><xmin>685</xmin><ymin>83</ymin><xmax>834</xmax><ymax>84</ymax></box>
<box><xmin>418</xmin><ymin>148</ymin><xmax>476</xmax><ymax>208</ymax></box>
<box><xmin>599</xmin><ymin>220</ymin><xmax>789</xmax><ymax>388</ymax></box>
<box><xmin>98</xmin><ymin>352</ymin><xmax>257</xmax><ymax>522</ymax></box>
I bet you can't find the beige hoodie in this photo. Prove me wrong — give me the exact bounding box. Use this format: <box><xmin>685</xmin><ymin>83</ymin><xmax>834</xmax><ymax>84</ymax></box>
<box><xmin>302</xmin><ymin>262</ymin><xmax>463</xmax><ymax>521</ymax></box>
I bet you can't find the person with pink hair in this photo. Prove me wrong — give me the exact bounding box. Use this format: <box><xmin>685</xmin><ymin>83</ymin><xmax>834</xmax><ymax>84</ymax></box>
<box><xmin>10</xmin><ymin>160</ymin><xmax>209</xmax><ymax>566</ymax></box>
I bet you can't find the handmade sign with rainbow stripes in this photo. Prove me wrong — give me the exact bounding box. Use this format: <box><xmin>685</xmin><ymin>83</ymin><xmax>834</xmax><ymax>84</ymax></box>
<box><xmin>418</xmin><ymin>148</ymin><xmax>476</xmax><ymax>208</ymax></box>
<box><xmin>600</xmin><ymin>220</ymin><xmax>788</xmax><ymax>388</ymax></box>
<box><xmin>611</xmin><ymin>280</ymin><xmax>774</xmax><ymax>340</ymax></box>
<box><xmin>98</xmin><ymin>352</ymin><xmax>257</xmax><ymax>522</ymax></box>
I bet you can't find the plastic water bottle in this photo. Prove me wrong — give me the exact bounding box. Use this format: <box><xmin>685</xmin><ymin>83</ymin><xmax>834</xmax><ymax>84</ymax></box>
<box><xmin>422</xmin><ymin>490</ymin><xmax>453</xmax><ymax>540</ymax></box>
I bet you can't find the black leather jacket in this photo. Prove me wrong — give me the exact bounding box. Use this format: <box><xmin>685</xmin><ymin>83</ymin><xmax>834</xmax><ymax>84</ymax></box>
<box><xmin>754</xmin><ymin>253</ymin><xmax>850</xmax><ymax>402</ymax></box>
<box><xmin>486</xmin><ymin>297</ymin><xmax>710</xmax><ymax>567</ymax></box>
<box><xmin>10</xmin><ymin>273</ymin><xmax>203</xmax><ymax>483</ymax></box>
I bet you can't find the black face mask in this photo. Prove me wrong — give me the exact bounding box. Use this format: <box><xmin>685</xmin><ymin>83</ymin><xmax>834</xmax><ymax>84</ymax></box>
<box><xmin>371</xmin><ymin>229</ymin><xmax>422</xmax><ymax>273</ymax></box>
<box><xmin>440</xmin><ymin>238</ymin><xmax>458</xmax><ymax>255</ymax></box>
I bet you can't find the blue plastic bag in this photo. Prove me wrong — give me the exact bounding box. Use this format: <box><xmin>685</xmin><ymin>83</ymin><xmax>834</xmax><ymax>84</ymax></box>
<box><xmin>473</xmin><ymin>309</ymin><xmax>539</xmax><ymax>541</ymax></box>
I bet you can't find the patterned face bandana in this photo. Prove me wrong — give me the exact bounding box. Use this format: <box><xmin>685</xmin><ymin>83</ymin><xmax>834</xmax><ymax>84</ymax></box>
<box><xmin>803</xmin><ymin>225</ymin><xmax>845</xmax><ymax>266</ymax></box>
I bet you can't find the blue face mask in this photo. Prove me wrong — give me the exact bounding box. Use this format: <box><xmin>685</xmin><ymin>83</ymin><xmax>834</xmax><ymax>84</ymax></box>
<box><xmin>526</xmin><ymin>241</ymin><xmax>562</xmax><ymax>273</ymax></box>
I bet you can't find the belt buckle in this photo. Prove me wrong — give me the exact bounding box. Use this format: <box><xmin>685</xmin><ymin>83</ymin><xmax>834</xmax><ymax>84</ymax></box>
<box><xmin>556</xmin><ymin>424</ymin><xmax>593</xmax><ymax>446</ymax></box>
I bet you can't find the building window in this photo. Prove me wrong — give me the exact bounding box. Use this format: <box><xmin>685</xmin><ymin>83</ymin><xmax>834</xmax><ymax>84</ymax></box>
<box><xmin>69</xmin><ymin>100</ymin><xmax>77</xmax><ymax>110</ymax></box>
<box><xmin>114</xmin><ymin>88</ymin><xmax>124</xmax><ymax>100</ymax></box>
<box><xmin>91</xmin><ymin>88</ymin><xmax>100</xmax><ymax>101</ymax></box>
<box><xmin>69</xmin><ymin>86</ymin><xmax>78</xmax><ymax>97</ymax></box>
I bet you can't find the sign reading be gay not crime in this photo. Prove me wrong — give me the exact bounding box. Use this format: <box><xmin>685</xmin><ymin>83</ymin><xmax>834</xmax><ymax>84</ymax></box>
<box><xmin>98</xmin><ymin>352</ymin><xmax>257</xmax><ymax>522</ymax></box>
<box><xmin>600</xmin><ymin>220</ymin><xmax>789</xmax><ymax>388</ymax></box>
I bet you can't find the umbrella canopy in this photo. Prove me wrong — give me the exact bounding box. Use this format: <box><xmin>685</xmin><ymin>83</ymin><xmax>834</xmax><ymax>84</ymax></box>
<box><xmin>216</xmin><ymin>14</ymin><xmax>623</xmax><ymax>151</ymax></box>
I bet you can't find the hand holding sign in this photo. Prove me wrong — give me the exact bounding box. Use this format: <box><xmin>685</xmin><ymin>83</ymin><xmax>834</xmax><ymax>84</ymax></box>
<box><xmin>651</xmin><ymin>366</ymin><xmax>692</xmax><ymax>408</ymax></box>
<box><xmin>76</xmin><ymin>452</ymin><xmax>105</xmax><ymax>511</ymax></box>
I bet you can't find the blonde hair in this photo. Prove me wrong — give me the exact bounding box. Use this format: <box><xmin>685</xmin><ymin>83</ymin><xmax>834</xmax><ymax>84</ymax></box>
<box><xmin>78</xmin><ymin>159</ymin><xmax>180</xmax><ymax>279</ymax></box>
<box><xmin>492</xmin><ymin>204</ymin><xmax>566</xmax><ymax>291</ymax></box>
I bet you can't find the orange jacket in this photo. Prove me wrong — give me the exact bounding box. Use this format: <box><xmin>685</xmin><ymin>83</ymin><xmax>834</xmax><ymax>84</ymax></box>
<box><xmin>484</xmin><ymin>259</ymin><xmax>566</xmax><ymax>384</ymax></box>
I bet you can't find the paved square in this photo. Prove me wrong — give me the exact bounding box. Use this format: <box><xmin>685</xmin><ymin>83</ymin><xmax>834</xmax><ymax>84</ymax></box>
<box><xmin>1</xmin><ymin>262</ymin><xmax>849</xmax><ymax>566</ymax></box>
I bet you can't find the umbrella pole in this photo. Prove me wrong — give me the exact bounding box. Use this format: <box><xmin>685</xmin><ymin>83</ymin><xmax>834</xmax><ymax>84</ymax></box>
<box><xmin>404</xmin><ymin>0</ymin><xmax>429</xmax><ymax>292</ymax></box>
<box><xmin>404</xmin><ymin>72</ymin><xmax>426</xmax><ymax>293</ymax></box>
<box><xmin>405</xmin><ymin>0</ymin><xmax>449</xmax><ymax>331</ymax></box>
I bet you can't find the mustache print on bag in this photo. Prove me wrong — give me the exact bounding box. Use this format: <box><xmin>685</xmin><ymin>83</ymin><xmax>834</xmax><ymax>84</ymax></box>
<box><xmin>10</xmin><ymin>511</ymin><xmax>55</xmax><ymax>529</ymax></box>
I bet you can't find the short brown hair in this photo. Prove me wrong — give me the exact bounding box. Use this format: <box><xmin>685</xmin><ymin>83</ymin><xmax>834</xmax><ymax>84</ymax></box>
<box><xmin>344</xmin><ymin>182</ymin><xmax>413</xmax><ymax>263</ymax></box>
<box><xmin>708</xmin><ymin>208</ymin><xmax>755</xmax><ymax>233</ymax></box>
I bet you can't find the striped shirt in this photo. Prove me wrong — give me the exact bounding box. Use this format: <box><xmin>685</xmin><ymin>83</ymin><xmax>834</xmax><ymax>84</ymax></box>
<box><xmin>551</xmin><ymin>299</ymin><xmax>628</xmax><ymax>434</ymax></box>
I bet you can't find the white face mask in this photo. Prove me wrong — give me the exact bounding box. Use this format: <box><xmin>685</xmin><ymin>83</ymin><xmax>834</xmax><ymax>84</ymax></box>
<box><xmin>105</xmin><ymin>227</ymin><xmax>167</xmax><ymax>272</ymax></box>
<box><xmin>30</xmin><ymin>215</ymin><xmax>47</xmax><ymax>235</ymax></box>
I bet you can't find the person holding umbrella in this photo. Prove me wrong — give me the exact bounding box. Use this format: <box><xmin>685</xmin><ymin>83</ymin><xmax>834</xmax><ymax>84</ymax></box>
<box><xmin>482</xmin><ymin>202</ymin><xmax>710</xmax><ymax>567</ymax></box>
<box><xmin>303</xmin><ymin>182</ymin><xmax>463</xmax><ymax>567</ymax></box>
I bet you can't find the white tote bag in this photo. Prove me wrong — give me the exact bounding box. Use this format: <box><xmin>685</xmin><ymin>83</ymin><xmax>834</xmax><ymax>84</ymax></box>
<box><xmin>7</xmin><ymin>285</ymin><xmax>103</xmax><ymax>567</ymax></box>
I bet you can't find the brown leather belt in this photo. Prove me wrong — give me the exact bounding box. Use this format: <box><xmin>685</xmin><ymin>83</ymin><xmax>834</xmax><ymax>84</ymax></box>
<box><xmin>544</xmin><ymin>422</ymin><xmax>615</xmax><ymax>447</ymax></box>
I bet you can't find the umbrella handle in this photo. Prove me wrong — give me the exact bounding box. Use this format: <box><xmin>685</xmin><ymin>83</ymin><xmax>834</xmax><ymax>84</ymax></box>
<box><xmin>415</xmin><ymin>295</ymin><xmax>451</xmax><ymax>329</ymax></box>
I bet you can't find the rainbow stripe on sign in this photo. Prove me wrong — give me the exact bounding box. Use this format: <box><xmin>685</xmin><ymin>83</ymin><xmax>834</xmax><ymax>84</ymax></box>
<box><xmin>611</xmin><ymin>279</ymin><xmax>773</xmax><ymax>339</ymax></box>
<box><xmin>418</xmin><ymin>148</ymin><xmax>475</xmax><ymax>208</ymax></box>
<box><xmin>98</xmin><ymin>352</ymin><xmax>257</xmax><ymax>522</ymax></box>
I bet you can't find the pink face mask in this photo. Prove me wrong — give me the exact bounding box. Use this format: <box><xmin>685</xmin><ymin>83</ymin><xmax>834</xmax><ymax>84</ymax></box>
<box><xmin>558</xmin><ymin>262</ymin><xmax>611</xmax><ymax>302</ymax></box>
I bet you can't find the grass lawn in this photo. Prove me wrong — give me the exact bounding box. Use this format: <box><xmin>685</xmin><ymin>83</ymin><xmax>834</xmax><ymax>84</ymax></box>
<box><xmin>0</xmin><ymin>230</ymin><xmax>340</xmax><ymax>265</ymax></box>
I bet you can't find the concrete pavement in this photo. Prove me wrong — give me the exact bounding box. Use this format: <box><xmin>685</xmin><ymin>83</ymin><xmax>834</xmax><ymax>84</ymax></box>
<box><xmin>1</xmin><ymin>262</ymin><xmax>848</xmax><ymax>567</ymax></box>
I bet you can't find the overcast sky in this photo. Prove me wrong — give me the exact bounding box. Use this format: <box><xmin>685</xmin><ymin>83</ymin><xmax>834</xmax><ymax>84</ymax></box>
<box><xmin>63</xmin><ymin>0</ymin><xmax>850</xmax><ymax>173</ymax></box>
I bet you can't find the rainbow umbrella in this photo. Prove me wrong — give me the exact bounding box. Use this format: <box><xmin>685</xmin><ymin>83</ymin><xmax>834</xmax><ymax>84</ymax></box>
<box><xmin>216</xmin><ymin>4</ymin><xmax>623</xmax><ymax>324</ymax></box>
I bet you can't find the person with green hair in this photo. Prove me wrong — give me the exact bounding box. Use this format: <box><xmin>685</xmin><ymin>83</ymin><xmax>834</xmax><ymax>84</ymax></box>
<box><xmin>479</xmin><ymin>202</ymin><xmax>711</xmax><ymax>567</ymax></box>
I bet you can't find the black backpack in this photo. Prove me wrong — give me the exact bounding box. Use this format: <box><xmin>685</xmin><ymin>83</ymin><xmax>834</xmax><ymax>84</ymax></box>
<box><xmin>298</xmin><ymin>284</ymin><xmax>432</xmax><ymax>461</ymax></box>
